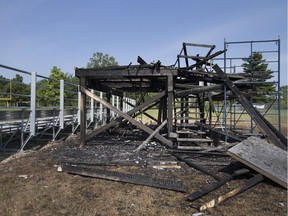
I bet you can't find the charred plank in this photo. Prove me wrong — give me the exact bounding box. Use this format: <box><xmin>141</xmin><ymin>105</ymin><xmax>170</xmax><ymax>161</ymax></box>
<box><xmin>60</xmin><ymin>164</ymin><xmax>186</xmax><ymax>192</ymax></box>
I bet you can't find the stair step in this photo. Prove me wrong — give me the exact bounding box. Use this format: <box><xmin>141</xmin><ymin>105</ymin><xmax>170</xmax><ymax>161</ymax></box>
<box><xmin>175</xmin><ymin>117</ymin><xmax>205</xmax><ymax>120</ymax></box>
<box><xmin>176</xmin><ymin>138</ymin><xmax>213</xmax><ymax>142</ymax></box>
<box><xmin>175</xmin><ymin>101</ymin><xmax>198</xmax><ymax>104</ymax></box>
<box><xmin>175</xmin><ymin>112</ymin><xmax>202</xmax><ymax>116</ymax></box>
<box><xmin>176</xmin><ymin>123</ymin><xmax>199</xmax><ymax>128</ymax></box>
<box><xmin>176</xmin><ymin>130</ymin><xmax>206</xmax><ymax>135</ymax></box>
<box><xmin>177</xmin><ymin>146</ymin><xmax>203</xmax><ymax>150</ymax></box>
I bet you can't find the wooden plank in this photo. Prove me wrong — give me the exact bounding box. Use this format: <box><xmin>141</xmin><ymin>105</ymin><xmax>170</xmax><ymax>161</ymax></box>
<box><xmin>75</xmin><ymin>66</ymin><xmax>178</xmax><ymax>78</ymax></box>
<box><xmin>187</xmin><ymin>169</ymin><xmax>250</xmax><ymax>201</ymax></box>
<box><xmin>59</xmin><ymin>164</ymin><xmax>186</xmax><ymax>192</ymax></box>
<box><xmin>199</xmin><ymin>174</ymin><xmax>264</xmax><ymax>211</ymax></box>
<box><xmin>81</xmin><ymin>87</ymin><xmax>173</xmax><ymax>148</ymax></box>
<box><xmin>228</xmin><ymin>136</ymin><xmax>287</xmax><ymax>188</ymax></box>
<box><xmin>177</xmin><ymin>138</ymin><xmax>213</xmax><ymax>142</ymax></box>
<box><xmin>175</xmin><ymin>85</ymin><xmax>223</xmax><ymax>98</ymax></box>
<box><xmin>172</xmin><ymin>153</ymin><xmax>221</xmax><ymax>180</ymax></box>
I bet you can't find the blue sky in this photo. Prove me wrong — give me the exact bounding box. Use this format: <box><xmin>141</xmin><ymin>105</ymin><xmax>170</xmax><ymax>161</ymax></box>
<box><xmin>0</xmin><ymin>0</ymin><xmax>287</xmax><ymax>85</ymax></box>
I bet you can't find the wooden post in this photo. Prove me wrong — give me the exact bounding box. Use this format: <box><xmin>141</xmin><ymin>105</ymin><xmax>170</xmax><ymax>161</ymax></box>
<box><xmin>162</xmin><ymin>96</ymin><xmax>167</xmax><ymax>122</ymax></box>
<box><xmin>106</xmin><ymin>93</ymin><xmax>111</xmax><ymax>124</ymax></box>
<box><xmin>167</xmin><ymin>75</ymin><xmax>174</xmax><ymax>136</ymax></box>
<box><xmin>80</xmin><ymin>77</ymin><xmax>86</xmax><ymax>148</ymax></box>
<box><xmin>157</xmin><ymin>98</ymin><xmax>163</xmax><ymax>125</ymax></box>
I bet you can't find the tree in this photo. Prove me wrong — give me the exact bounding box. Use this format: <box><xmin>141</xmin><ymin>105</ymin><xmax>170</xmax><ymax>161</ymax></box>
<box><xmin>37</xmin><ymin>66</ymin><xmax>69</xmax><ymax>106</ymax></box>
<box><xmin>280</xmin><ymin>85</ymin><xmax>288</xmax><ymax>107</ymax></box>
<box><xmin>242</xmin><ymin>52</ymin><xmax>276</xmax><ymax>103</ymax></box>
<box><xmin>10</xmin><ymin>74</ymin><xmax>30</xmax><ymax>106</ymax></box>
<box><xmin>0</xmin><ymin>75</ymin><xmax>10</xmax><ymax>106</ymax></box>
<box><xmin>86</xmin><ymin>52</ymin><xmax>118</xmax><ymax>68</ymax></box>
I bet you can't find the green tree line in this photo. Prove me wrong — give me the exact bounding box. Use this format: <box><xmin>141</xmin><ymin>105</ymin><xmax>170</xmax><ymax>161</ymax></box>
<box><xmin>1</xmin><ymin>52</ymin><xmax>287</xmax><ymax>107</ymax></box>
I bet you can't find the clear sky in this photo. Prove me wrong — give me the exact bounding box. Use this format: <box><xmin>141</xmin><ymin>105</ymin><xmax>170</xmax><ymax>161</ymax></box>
<box><xmin>0</xmin><ymin>0</ymin><xmax>287</xmax><ymax>85</ymax></box>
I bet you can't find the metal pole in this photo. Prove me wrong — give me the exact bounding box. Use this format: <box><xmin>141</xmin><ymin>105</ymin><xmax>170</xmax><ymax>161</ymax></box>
<box><xmin>59</xmin><ymin>80</ymin><xmax>64</xmax><ymax>129</ymax></box>
<box><xmin>112</xmin><ymin>95</ymin><xmax>115</xmax><ymax>117</ymax></box>
<box><xmin>116</xmin><ymin>96</ymin><xmax>119</xmax><ymax>117</ymax></box>
<box><xmin>99</xmin><ymin>92</ymin><xmax>103</xmax><ymax>123</ymax></box>
<box><xmin>80</xmin><ymin>77</ymin><xmax>86</xmax><ymax>148</ymax></box>
<box><xmin>77</xmin><ymin>87</ymin><xmax>81</xmax><ymax>124</ymax></box>
<box><xmin>277</xmin><ymin>38</ymin><xmax>281</xmax><ymax>132</ymax></box>
<box><xmin>250</xmin><ymin>41</ymin><xmax>254</xmax><ymax>134</ymax></box>
<box><xmin>90</xmin><ymin>89</ymin><xmax>94</xmax><ymax>124</ymax></box>
<box><xmin>223</xmin><ymin>39</ymin><xmax>227</xmax><ymax>142</ymax></box>
<box><xmin>30</xmin><ymin>72</ymin><xmax>36</xmax><ymax>136</ymax></box>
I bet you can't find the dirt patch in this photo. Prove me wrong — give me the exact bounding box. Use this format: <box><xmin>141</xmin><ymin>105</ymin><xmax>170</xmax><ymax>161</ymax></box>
<box><xmin>0</xmin><ymin>129</ymin><xmax>287</xmax><ymax>216</ymax></box>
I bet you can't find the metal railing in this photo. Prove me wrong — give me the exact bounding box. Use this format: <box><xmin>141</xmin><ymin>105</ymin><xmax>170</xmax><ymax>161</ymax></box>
<box><xmin>0</xmin><ymin>64</ymin><xmax>136</xmax><ymax>151</ymax></box>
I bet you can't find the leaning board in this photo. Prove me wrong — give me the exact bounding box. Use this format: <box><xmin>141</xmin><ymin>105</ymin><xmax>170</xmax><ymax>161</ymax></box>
<box><xmin>228</xmin><ymin>136</ymin><xmax>287</xmax><ymax>188</ymax></box>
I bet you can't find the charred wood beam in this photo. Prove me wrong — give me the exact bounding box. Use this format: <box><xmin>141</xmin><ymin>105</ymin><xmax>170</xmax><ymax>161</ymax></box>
<box><xmin>213</xmin><ymin>64</ymin><xmax>287</xmax><ymax>150</ymax></box>
<box><xmin>172</xmin><ymin>153</ymin><xmax>221</xmax><ymax>181</ymax></box>
<box><xmin>178</xmin><ymin>54</ymin><xmax>209</xmax><ymax>60</ymax></box>
<box><xmin>186</xmin><ymin>168</ymin><xmax>250</xmax><ymax>201</ymax></box>
<box><xmin>82</xmin><ymin>87</ymin><xmax>173</xmax><ymax>148</ymax></box>
<box><xmin>178</xmin><ymin>50</ymin><xmax>225</xmax><ymax>70</ymax></box>
<box><xmin>60</xmin><ymin>164</ymin><xmax>186</xmax><ymax>192</ymax></box>
<box><xmin>137</xmin><ymin>56</ymin><xmax>148</xmax><ymax>65</ymax></box>
<box><xmin>175</xmin><ymin>84</ymin><xmax>199</xmax><ymax>89</ymax></box>
<box><xmin>195</xmin><ymin>122</ymin><xmax>244</xmax><ymax>142</ymax></box>
<box><xmin>135</xmin><ymin>119</ymin><xmax>167</xmax><ymax>152</ymax></box>
<box><xmin>183</xmin><ymin>42</ymin><xmax>215</xmax><ymax>48</ymax></box>
<box><xmin>183</xmin><ymin>43</ymin><xmax>190</xmax><ymax>68</ymax></box>
<box><xmin>199</xmin><ymin>174</ymin><xmax>264</xmax><ymax>211</ymax></box>
<box><xmin>86</xmin><ymin>82</ymin><xmax>123</xmax><ymax>97</ymax></box>
<box><xmin>175</xmin><ymin>85</ymin><xmax>223</xmax><ymax>98</ymax></box>
<box><xmin>86</xmin><ymin>91</ymin><xmax>165</xmax><ymax>141</ymax></box>
<box><xmin>167</xmin><ymin>75</ymin><xmax>174</xmax><ymax>135</ymax></box>
<box><xmin>169</xmin><ymin>150</ymin><xmax>228</xmax><ymax>157</ymax></box>
<box><xmin>75</xmin><ymin>66</ymin><xmax>178</xmax><ymax>78</ymax></box>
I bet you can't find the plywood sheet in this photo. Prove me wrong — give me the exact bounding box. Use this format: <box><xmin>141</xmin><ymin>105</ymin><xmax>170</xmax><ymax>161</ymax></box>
<box><xmin>228</xmin><ymin>136</ymin><xmax>287</xmax><ymax>188</ymax></box>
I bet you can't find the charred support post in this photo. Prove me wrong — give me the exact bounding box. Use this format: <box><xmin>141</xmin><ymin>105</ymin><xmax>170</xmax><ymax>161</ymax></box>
<box><xmin>106</xmin><ymin>93</ymin><xmax>111</xmax><ymax>124</ymax></box>
<box><xmin>157</xmin><ymin>98</ymin><xmax>163</xmax><ymax>124</ymax></box>
<box><xmin>167</xmin><ymin>75</ymin><xmax>174</xmax><ymax>137</ymax></box>
<box><xmin>162</xmin><ymin>96</ymin><xmax>167</xmax><ymax>121</ymax></box>
<box><xmin>80</xmin><ymin>77</ymin><xmax>86</xmax><ymax>148</ymax></box>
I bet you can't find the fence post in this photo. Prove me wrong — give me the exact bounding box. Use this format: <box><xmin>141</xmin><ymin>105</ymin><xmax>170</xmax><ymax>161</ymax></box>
<box><xmin>90</xmin><ymin>89</ymin><xmax>94</xmax><ymax>124</ymax></box>
<box><xmin>60</xmin><ymin>80</ymin><xmax>64</xmax><ymax>129</ymax></box>
<box><xmin>116</xmin><ymin>96</ymin><xmax>119</xmax><ymax>117</ymax></box>
<box><xmin>112</xmin><ymin>95</ymin><xmax>115</xmax><ymax>117</ymax></box>
<box><xmin>99</xmin><ymin>92</ymin><xmax>103</xmax><ymax>123</ymax></box>
<box><xmin>30</xmin><ymin>72</ymin><xmax>36</xmax><ymax>136</ymax></box>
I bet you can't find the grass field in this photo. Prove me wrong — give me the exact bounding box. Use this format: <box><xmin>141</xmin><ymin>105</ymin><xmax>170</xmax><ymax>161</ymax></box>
<box><xmin>137</xmin><ymin>107</ymin><xmax>288</xmax><ymax>137</ymax></box>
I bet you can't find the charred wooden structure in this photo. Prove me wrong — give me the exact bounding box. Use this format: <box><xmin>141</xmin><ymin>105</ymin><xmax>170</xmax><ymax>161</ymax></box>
<box><xmin>76</xmin><ymin>41</ymin><xmax>287</xmax><ymax>151</ymax></box>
